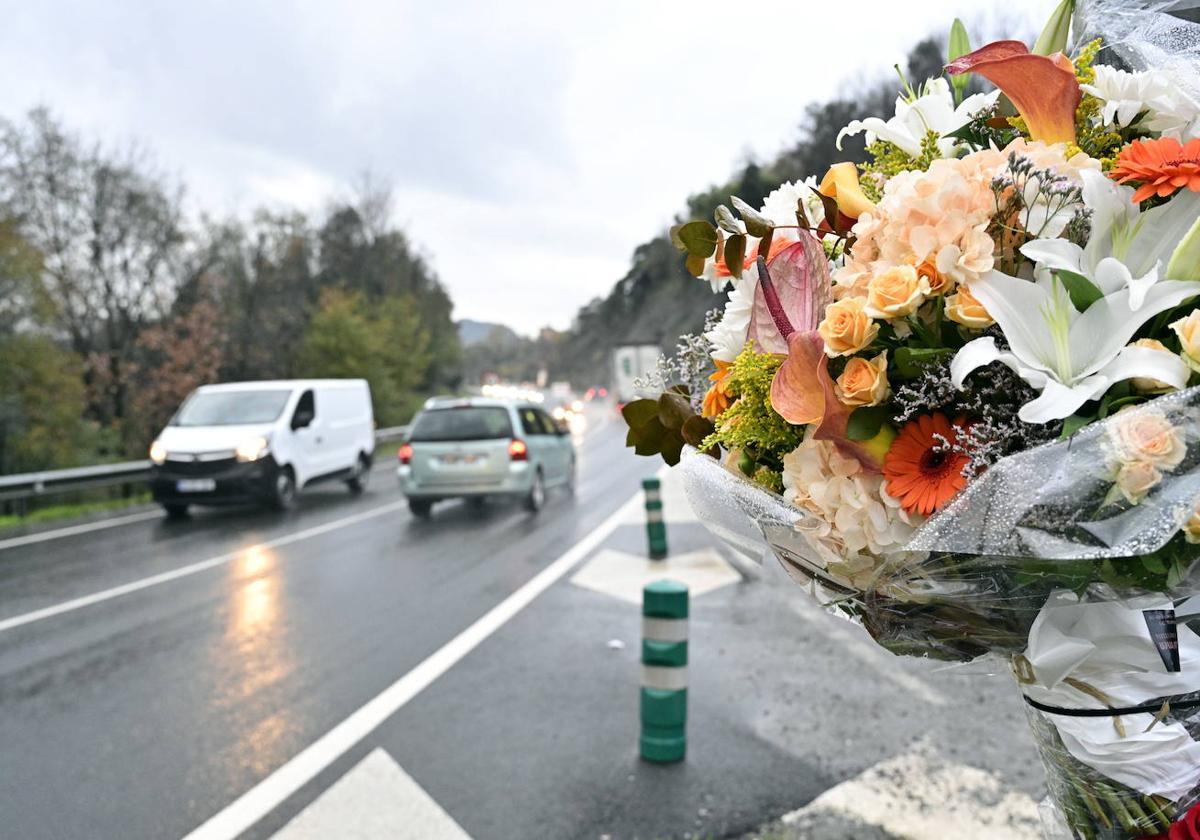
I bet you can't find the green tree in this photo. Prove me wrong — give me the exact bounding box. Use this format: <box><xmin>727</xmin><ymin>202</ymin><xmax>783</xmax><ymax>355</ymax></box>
<box><xmin>0</xmin><ymin>334</ymin><xmax>98</xmax><ymax>473</ymax></box>
<box><xmin>298</xmin><ymin>289</ymin><xmax>430</xmax><ymax>425</ymax></box>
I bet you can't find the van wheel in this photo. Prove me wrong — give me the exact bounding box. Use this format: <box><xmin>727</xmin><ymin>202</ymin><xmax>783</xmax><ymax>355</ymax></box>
<box><xmin>408</xmin><ymin>499</ymin><xmax>433</xmax><ymax>519</ymax></box>
<box><xmin>270</xmin><ymin>467</ymin><xmax>297</xmax><ymax>511</ymax></box>
<box><xmin>525</xmin><ymin>469</ymin><xmax>545</xmax><ymax>513</ymax></box>
<box><xmin>346</xmin><ymin>454</ymin><xmax>370</xmax><ymax>495</ymax></box>
<box><xmin>163</xmin><ymin>503</ymin><xmax>190</xmax><ymax>519</ymax></box>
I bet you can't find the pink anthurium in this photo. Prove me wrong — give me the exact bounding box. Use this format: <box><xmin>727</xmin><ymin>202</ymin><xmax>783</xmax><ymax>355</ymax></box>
<box><xmin>755</xmin><ymin>242</ymin><xmax>880</xmax><ymax>470</ymax></box>
<box><xmin>945</xmin><ymin>40</ymin><xmax>1081</xmax><ymax>145</ymax></box>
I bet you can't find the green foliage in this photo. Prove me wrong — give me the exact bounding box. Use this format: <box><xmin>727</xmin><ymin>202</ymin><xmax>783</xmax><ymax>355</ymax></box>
<box><xmin>861</xmin><ymin>131</ymin><xmax>943</xmax><ymax>199</ymax></box>
<box><xmin>947</xmin><ymin>19</ymin><xmax>972</xmax><ymax>104</ymax></box>
<box><xmin>0</xmin><ymin>334</ymin><xmax>100</xmax><ymax>473</ymax></box>
<box><xmin>299</xmin><ymin>289</ymin><xmax>431</xmax><ymax>426</ymax></box>
<box><xmin>621</xmin><ymin>388</ymin><xmax>712</xmax><ymax>467</ymax></box>
<box><xmin>703</xmin><ymin>348</ymin><xmax>801</xmax><ymax>471</ymax></box>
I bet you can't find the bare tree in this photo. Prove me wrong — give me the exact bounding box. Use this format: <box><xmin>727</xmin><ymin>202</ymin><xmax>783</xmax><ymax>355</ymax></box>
<box><xmin>0</xmin><ymin>108</ymin><xmax>186</xmax><ymax>434</ymax></box>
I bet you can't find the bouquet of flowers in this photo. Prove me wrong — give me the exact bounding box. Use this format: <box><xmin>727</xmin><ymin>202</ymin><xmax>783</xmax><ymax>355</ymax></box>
<box><xmin>622</xmin><ymin>2</ymin><xmax>1200</xmax><ymax>837</ymax></box>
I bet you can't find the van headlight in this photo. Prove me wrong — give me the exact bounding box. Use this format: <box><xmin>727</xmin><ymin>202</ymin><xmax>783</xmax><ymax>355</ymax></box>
<box><xmin>235</xmin><ymin>436</ymin><xmax>270</xmax><ymax>462</ymax></box>
<box><xmin>149</xmin><ymin>440</ymin><xmax>167</xmax><ymax>465</ymax></box>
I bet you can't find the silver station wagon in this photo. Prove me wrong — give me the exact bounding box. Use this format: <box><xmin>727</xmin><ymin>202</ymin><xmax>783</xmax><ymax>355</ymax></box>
<box><xmin>397</xmin><ymin>397</ymin><xmax>576</xmax><ymax>518</ymax></box>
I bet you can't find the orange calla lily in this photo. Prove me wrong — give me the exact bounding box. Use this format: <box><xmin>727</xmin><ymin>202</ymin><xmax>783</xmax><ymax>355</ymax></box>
<box><xmin>819</xmin><ymin>162</ymin><xmax>876</xmax><ymax>221</ymax></box>
<box><xmin>945</xmin><ymin>40</ymin><xmax>1080</xmax><ymax>145</ymax></box>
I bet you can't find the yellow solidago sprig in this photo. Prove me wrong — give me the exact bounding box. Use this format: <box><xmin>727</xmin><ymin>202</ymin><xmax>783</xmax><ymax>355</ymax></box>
<box><xmin>860</xmin><ymin>131</ymin><xmax>944</xmax><ymax>199</ymax></box>
<box><xmin>703</xmin><ymin>346</ymin><xmax>801</xmax><ymax>484</ymax></box>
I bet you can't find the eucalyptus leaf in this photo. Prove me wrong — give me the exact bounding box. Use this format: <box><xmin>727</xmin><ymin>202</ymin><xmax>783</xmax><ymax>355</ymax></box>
<box><xmin>668</xmin><ymin>224</ymin><xmax>686</xmax><ymax>251</ymax></box>
<box><xmin>632</xmin><ymin>418</ymin><xmax>667</xmax><ymax>457</ymax></box>
<box><xmin>621</xmin><ymin>398</ymin><xmax>660</xmax><ymax>428</ymax></box>
<box><xmin>681</xmin><ymin>414</ymin><xmax>715</xmax><ymax>447</ymax></box>
<box><xmin>658</xmin><ymin>390</ymin><xmax>693</xmax><ymax>430</ymax></box>
<box><xmin>660</xmin><ymin>430</ymin><xmax>685</xmax><ymax>466</ymax></box>
<box><xmin>724</xmin><ymin>234</ymin><xmax>746</xmax><ymax>279</ymax></box>
<box><xmin>685</xmin><ymin>253</ymin><xmax>707</xmax><ymax>277</ymax></box>
<box><xmin>677</xmin><ymin>220</ymin><xmax>718</xmax><ymax>259</ymax></box>
<box><xmin>715</xmin><ymin>205</ymin><xmax>742</xmax><ymax>235</ymax></box>
<box><xmin>731</xmin><ymin>195</ymin><xmax>773</xmax><ymax>238</ymax></box>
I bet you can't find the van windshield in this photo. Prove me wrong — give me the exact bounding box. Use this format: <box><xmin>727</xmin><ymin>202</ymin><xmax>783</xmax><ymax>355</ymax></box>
<box><xmin>409</xmin><ymin>407</ymin><xmax>512</xmax><ymax>442</ymax></box>
<box><xmin>171</xmin><ymin>390</ymin><xmax>293</xmax><ymax>427</ymax></box>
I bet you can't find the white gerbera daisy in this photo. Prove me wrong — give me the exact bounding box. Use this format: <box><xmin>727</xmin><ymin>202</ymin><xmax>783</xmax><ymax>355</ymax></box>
<box><xmin>705</xmin><ymin>263</ymin><xmax>758</xmax><ymax>362</ymax></box>
<box><xmin>1082</xmin><ymin>66</ymin><xmax>1200</xmax><ymax>140</ymax></box>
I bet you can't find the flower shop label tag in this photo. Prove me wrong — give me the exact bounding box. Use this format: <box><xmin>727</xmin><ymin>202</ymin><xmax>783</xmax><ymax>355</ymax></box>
<box><xmin>1143</xmin><ymin>609</ymin><xmax>1181</xmax><ymax>673</ymax></box>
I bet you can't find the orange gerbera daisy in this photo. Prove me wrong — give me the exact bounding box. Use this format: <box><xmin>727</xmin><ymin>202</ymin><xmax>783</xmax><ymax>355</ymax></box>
<box><xmin>702</xmin><ymin>359</ymin><xmax>733</xmax><ymax>418</ymax></box>
<box><xmin>883</xmin><ymin>413</ymin><xmax>971</xmax><ymax>516</ymax></box>
<box><xmin>1110</xmin><ymin>137</ymin><xmax>1200</xmax><ymax>203</ymax></box>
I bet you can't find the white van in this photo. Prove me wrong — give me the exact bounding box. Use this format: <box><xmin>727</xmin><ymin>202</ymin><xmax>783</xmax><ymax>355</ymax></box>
<box><xmin>147</xmin><ymin>379</ymin><xmax>375</xmax><ymax>516</ymax></box>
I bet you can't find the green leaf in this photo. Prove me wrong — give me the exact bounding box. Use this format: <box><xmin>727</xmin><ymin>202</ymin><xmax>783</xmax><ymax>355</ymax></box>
<box><xmin>631</xmin><ymin>417</ymin><xmax>667</xmax><ymax>457</ymax></box>
<box><xmin>714</xmin><ymin>205</ymin><xmax>742</xmax><ymax>235</ymax></box>
<box><xmin>1166</xmin><ymin>215</ymin><xmax>1200</xmax><ymax>281</ymax></box>
<box><xmin>894</xmin><ymin>346</ymin><xmax>953</xmax><ymax>379</ymax></box>
<box><xmin>621</xmin><ymin>398</ymin><xmax>659</xmax><ymax>428</ymax></box>
<box><xmin>668</xmin><ymin>224</ymin><xmax>686</xmax><ymax>251</ymax></box>
<box><xmin>724</xmin><ymin>234</ymin><xmax>746</xmax><ymax>279</ymax></box>
<box><xmin>677</xmin><ymin>220</ymin><xmax>718</xmax><ymax>259</ymax></box>
<box><xmin>658</xmin><ymin>391</ymin><xmax>693</xmax><ymax>431</ymax></box>
<box><xmin>814</xmin><ymin>190</ymin><xmax>843</xmax><ymax>234</ymax></box>
<box><xmin>795</xmin><ymin>198</ymin><xmax>811</xmax><ymax>230</ymax></box>
<box><xmin>660</xmin><ymin>430</ymin><xmax>685</xmax><ymax>466</ymax></box>
<box><xmin>846</xmin><ymin>405</ymin><xmax>889</xmax><ymax>441</ymax></box>
<box><xmin>1142</xmin><ymin>553</ymin><xmax>1168</xmax><ymax>575</ymax></box>
<box><xmin>681</xmin><ymin>414</ymin><xmax>715</xmax><ymax>448</ymax></box>
<box><xmin>1055</xmin><ymin>270</ymin><xmax>1104</xmax><ymax>312</ymax></box>
<box><xmin>685</xmin><ymin>253</ymin><xmax>707</xmax><ymax>277</ymax></box>
<box><xmin>731</xmin><ymin>195</ymin><xmax>773</xmax><ymax>238</ymax></box>
<box><xmin>758</xmin><ymin>228</ymin><xmax>775</xmax><ymax>266</ymax></box>
<box><xmin>1059</xmin><ymin>413</ymin><xmax>1093</xmax><ymax>440</ymax></box>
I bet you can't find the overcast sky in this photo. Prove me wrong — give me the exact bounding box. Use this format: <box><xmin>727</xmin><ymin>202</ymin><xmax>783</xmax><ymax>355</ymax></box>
<box><xmin>0</xmin><ymin>1</ymin><xmax>1049</xmax><ymax>334</ymax></box>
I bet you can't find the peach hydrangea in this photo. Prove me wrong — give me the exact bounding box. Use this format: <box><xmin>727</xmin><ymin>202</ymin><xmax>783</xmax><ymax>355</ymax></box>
<box><xmin>834</xmin><ymin>140</ymin><xmax>1099</xmax><ymax>302</ymax></box>
<box><xmin>781</xmin><ymin>435</ymin><xmax>920</xmax><ymax>581</ymax></box>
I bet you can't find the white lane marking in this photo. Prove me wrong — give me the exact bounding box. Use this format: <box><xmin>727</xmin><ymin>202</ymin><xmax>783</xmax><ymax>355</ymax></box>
<box><xmin>270</xmin><ymin>749</ymin><xmax>471</xmax><ymax>840</ymax></box>
<box><xmin>181</xmin><ymin>479</ymin><xmax>655</xmax><ymax>840</ymax></box>
<box><xmin>0</xmin><ymin>510</ymin><xmax>164</xmax><ymax>552</ymax></box>
<box><xmin>0</xmin><ymin>501</ymin><xmax>408</xmax><ymax>635</ymax></box>
<box><xmin>779</xmin><ymin>740</ymin><xmax>1041</xmax><ymax>839</ymax></box>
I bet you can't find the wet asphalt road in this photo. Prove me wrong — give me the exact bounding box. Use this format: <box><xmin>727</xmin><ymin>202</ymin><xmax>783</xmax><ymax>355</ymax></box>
<box><xmin>0</xmin><ymin>405</ymin><xmax>649</xmax><ymax>840</ymax></box>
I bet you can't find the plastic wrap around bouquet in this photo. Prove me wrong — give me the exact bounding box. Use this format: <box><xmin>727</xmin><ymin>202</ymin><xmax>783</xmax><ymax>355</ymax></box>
<box><xmin>622</xmin><ymin>2</ymin><xmax>1200</xmax><ymax>837</ymax></box>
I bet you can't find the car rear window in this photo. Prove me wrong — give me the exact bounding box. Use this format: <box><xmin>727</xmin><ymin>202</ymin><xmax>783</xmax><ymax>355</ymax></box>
<box><xmin>409</xmin><ymin>407</ymin><xmax>513</xmax><ymax>442</ymax></box>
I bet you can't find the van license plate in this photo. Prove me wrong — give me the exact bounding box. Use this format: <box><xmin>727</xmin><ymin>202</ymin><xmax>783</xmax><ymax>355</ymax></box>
<box><xmin>177</xmin><ymin>479</ymin><xmax>216</xmax><ymax>492</ymax></box>
<box><xmin>440</xmin><ymin>454</ymin><xmax>482</xmax><ymax>464</ymax></box>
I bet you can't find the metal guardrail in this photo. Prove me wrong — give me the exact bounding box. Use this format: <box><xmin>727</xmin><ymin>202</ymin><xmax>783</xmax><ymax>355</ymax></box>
<box><xmin>0</xmin><ymin>425</ymin><xmax>410</xmax><ymax>506</ymax></box>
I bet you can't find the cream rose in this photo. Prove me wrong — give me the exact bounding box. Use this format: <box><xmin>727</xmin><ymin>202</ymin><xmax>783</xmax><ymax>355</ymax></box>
<box><xmin>1115</xmin><ymin>460</ymin><xmax>1162</xmax><ymax>504</ymax></box>
<box><xmin>836</xmin><ymin>352</ymin><xmax>890</xmax><ymax>407</ymax></box>
<box><xmin>864</xmin><ymin>264</ymin><xmax>930</xmax><ymax>319</ymax></box>
<box><xmin>1129</xmin><ymin>339</ymin><xmax>1178</xmax><ymax>393</ymax></box>
<box><xmin>1183</xmin><ymin>501</ymin><xmax>1200</xmax><ymax>544</ymax></box>
<box><xmin>944</xmin><ymin>285</ymin><xmax>994</xmax><ymax>329</ymax></box>
<box><xmin>1107</xmin><ymin>407</ymin><xmax>1186</xmax><ymax>470</ymax></box>
<box><xmin>818</xmin><ymin>297</ymin><xmax>879</xmax><ymax>357</ymax></box>
<box><xmin>1171</xmin><ymin>310</ymin><xmax>1200</xmax><ymax>374</ymax></box>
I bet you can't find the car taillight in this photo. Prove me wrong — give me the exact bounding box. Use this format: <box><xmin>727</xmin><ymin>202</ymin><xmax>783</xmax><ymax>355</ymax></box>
<box><xmin>398</xmin><ymin>443</ymin><xmax>413</xmax><ymax>465</ymax></box>
<box><xmin>508</xmin><ymin>439</ymin><xmax>528</xmax><ymax>461</ymax></box>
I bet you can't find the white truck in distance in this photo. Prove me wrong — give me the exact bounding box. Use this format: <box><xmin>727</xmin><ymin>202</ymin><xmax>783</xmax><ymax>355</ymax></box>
<box><xmin>611</xmin><ymin>344</ymin><xmax>662</xmax><ymax>404</ymax></box>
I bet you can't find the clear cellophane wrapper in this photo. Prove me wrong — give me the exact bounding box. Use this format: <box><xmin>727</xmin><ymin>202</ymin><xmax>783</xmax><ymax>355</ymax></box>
<box><xmin>679</xmin><ymin>388</ymin><xmax>1200</xmax><ymax>838</ymax></box>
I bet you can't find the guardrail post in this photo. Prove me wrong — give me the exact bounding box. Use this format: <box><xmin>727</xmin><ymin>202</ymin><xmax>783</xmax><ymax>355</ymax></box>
<box><xmin>640</xmin><ymin>579</ymin><xmax>688</xmax><ymax>763</ymax></box>
<box><xmin>642</xmin><ymin>476</ymin><xmax>667</xmax><ymax>559</ymax></box>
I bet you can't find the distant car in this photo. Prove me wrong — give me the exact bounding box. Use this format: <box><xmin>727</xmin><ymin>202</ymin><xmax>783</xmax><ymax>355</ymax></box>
<box><xmin>397</xmin><ymin>397</ymin><xmax>575</xmax><ymax>518</ymax></box>
<box><xmin>148</xmin><ymin>379</ymin><xmax>375</xmax><ymax>517</ymax></box>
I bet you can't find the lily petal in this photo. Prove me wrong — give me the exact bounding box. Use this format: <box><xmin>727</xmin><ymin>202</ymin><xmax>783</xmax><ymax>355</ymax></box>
<box><xmin>945</xmin><ymin>40</ymin><xmax>1081</xmax><ymax>144</ymax></box>
<box><xmin>1020</xmin><ymin>239</ymin><xmax>1084</xmax><ymax>273</ymax></box>
<box><xmin>1093</xmin><ymin>256</ymin><xmax>1135</xmax><ymax>298</ymax></box>
<box><xmin>965</xmin><ymin>271</ymin><xmax>1063</xmax><ymax>376</ymax></box>
<box><xmin>1018</xmin><ymin>376</ymin><xmax>1111</xmax><ymax>424</ymax></box>
<box><xmin>1069</xmin><ymin>280</ymin><xmax>1200</xmax><ymax>380</ymax></box>
<box><xmin>1100</xmin><ymin>344</ymin><xmax>1190</xmax><ymax>391</ymax></box>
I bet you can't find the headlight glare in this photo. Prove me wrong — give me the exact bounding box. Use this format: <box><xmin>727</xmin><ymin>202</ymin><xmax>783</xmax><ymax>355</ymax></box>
<box><xmin>235</xmin><ymin>436</ymin><xmax>270</xmax><ymax>462</ymax></box>
<box><xmin>149</xmin><ymin>440</ymin><xmax>167</xmax><ymax>465</ymax></box>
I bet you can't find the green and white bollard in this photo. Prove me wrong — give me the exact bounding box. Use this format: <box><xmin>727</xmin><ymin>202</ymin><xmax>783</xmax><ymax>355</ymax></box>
<box><xmin>640</xmin><ymin>579</ymin><xmax>688</xmax><ymax>763</ymax></box>
<box><xmin>643</xmin><ymin>476</ymin><xmax>667</xmax><ymax>559</ymax></box>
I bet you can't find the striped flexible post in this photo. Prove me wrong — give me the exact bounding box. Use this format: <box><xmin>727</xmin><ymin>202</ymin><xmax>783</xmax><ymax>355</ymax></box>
<box><xmin>642</xmin><ymin>476</ymin><xmax>667</xmax><ymax>559</ymax></box>
<box><xmin>640</xmin><ymin>579</ymin><xmax>688</xmax><ymax>763</ymax></box>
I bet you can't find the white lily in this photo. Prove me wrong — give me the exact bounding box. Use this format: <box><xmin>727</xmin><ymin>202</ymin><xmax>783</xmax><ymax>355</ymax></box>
<box><xmin>950</xmin><ymin>270</ymin><xmax>1200</xmax><ymax>423</ymax></box>
<box><xmin>836</xmin><ymin>77</ymin><xmax>1000</xmax><ymax>159</ymax></box>
<box><xmin>1021</xmin><ymin>170</ymin><xmax>1200</xmax><ymax>310</ymax></box>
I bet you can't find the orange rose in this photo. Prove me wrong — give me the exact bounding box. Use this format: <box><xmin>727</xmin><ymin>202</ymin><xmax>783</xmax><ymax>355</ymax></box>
<box><xmin>916</xmin><ymin>257</ymin><xmax>954</xmax><ymax>295</ymax></box>
<box><xmin>818</xmin><ymin>297</ymin><xmax>879</xmax><ymax>358</ymax></box>
<box><xmin>865</xmin><ymin>264</ymin><xmax>929</xmax><ymax>319</ymax></box>
<box><xmin>835</xmin><ymin>352</ymin><xmax>890</xmax><ymax>407</ymax></box>
<box><xmin>945</xmin><ymin>285</ymin><xmax>994</xmax><ymax>329</ymax></box>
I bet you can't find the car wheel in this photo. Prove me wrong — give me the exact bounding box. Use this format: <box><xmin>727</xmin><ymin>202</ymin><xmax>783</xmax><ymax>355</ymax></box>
<box><xmin>525</xmin><ymin>469</ymin><xmax>545</xmax><ymax>513</ymax></box>
<box><xmin>346</xmin><ymin>454</ymin><xmax>370</xmax><ymax>495</ymax></box>
<box><xmin>162</xmin><ymin>503</ymin><xmax>190</xmax><ymax>519</ymax></box>
<box><xmin>467</xmin><ymin>496</ymin><xmax>487</xmax><ymax>510</ymax></box>
<box><xmin>269</xmin><ymin>467</ymin><xmax>297</xmax><ymax>511</ymax></box>
<box><xmin>408</xmin><ymin>499</ymin><xmax>433</xmax><ymax>519</ymax></box>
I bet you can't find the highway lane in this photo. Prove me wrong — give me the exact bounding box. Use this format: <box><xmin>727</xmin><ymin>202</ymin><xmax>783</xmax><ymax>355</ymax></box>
<box><xmin>0</xmin><ymin>405</ymin><xmax>652</xmax><ymax>840</ymax></box>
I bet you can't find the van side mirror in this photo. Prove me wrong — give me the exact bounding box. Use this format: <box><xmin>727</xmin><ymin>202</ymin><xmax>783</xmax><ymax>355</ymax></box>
<box><xmin>292</xmin><ymin>410</ymin><xmax>314</xmax><ymax>430</ymax></box>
